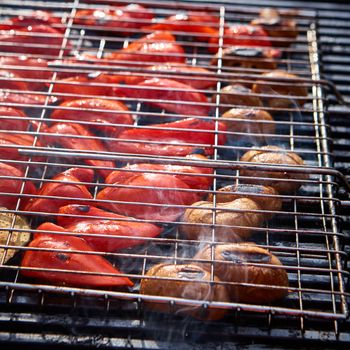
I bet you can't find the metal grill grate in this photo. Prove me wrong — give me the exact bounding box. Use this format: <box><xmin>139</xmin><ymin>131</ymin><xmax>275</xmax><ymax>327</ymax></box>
<box><xmin>0</xmin><ymin>0</ymin><xmax>349</xmax><ymax>347</ymax></box>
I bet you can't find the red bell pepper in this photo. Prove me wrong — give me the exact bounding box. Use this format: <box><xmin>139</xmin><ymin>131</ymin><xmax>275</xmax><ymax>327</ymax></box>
<box><xmin>0</xmin><ymin>106</ymin><xmax>29</xmax><ymax>131</ymax></box>
<box><xmin>0</xmin><ymin>70</ymin><xmax>29</xmax><ymax>91</ymax></box>
<box><xmin>50</xmin><ymin>98</ymin><xmax>133</xmax><ymax>137</ymax></box>
<box><xmin>113</xmin><ymin>78</ymin><xmax>210</xmax><ymax>116</ymax></box>
<box><xmin>0</xmin><ymin>132</ymin><xmax>45</xmax><ymax>162</ymax></box>
<box><xmin>209</xmin><ymin>25</ymin><xmax>272</xmax><ymax>53</ymax></box>
<box><xmin>0</xmin><ymin>161</ymin><xmax>37</xmax><ymax>210</ymax></box>
<box><xmin>74</xmin><ymin>4</ymin><xmax>154</xmax><ymax>34</ymax></box>
<box><xmin>55</xmin><ymin>204</ymin><xmax>162</xmax><ymax>252</ymax></box>
<box><xmin>24</xmin><ymin>168</ymin><xmax>93</xmax><ymax>214</ymax></box>
<box><xmin>0</xmin><ymin>90</ymin><xmax>58</xmax><ymax>106</ymax></box>
<box><xmin>105</xmin><ymin>31</ymin><xmax>186</xmax><ymax>65</ymax></box>
<box><xmin>21</xmin><ymin>222</ymin><xmax>133</xmax><ymax>287</ymax></box>
<box><xmin>0</xmin><ymin>11</ymin><xmax>64</xmax><ymax>33</ymax></box>
<box><xmin>108</xmin><ymin>117</ymin><xmax>227</xmax><ymax>157</ymax></box>
<box><xmin>124</xmin><ymin>62</ymin><xmax>217</xmax><ymax>89</ymax></box>
<box><xmin>0</xmin><ymin>25</ymin><xmax>72</xmax><ymax>56</ymax></box>
<box><xmin>51</xmin><ymin>73</ymin><xmax>125</xmax><ymax>101</ymax></box>
<box><xmin>97</xmin><ymin>173</ymin><xmax>199</xmax><ymax>222</ymax></box>
<box><xmin>0</xmin><ymin>56</ymin><xmax>51</xmax><ymax>90</ymax></box>
<box><xmin>105</xmin><ymin>153</ymin><xmax>213</xmax><ymax>191</ymax></box>
<box><xmin>47</xmin><ymin>123</ymin><xmax>115</xmax><ymax>178</ymax></box>
<box><xmin>143</xmin><ymin>11</ymin><xmax>219</xmax><ymax>42</ymax></box>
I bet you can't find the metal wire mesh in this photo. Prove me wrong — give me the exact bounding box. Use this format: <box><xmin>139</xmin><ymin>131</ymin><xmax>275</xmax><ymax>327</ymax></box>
<box><xmin>0</xmin><ymin>0</ymin><xmax>349</xmax><ymax>345</ymax></box>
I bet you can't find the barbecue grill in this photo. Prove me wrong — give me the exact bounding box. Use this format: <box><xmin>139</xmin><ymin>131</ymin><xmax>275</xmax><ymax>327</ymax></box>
<box><xmin>0</xmin><ymin>0</ymin><xmax>349</xmax><ymax>348</ymax></box>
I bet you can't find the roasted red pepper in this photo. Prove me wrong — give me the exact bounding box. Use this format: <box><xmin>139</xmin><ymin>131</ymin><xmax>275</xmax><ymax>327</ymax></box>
<box><xmin>0</xmin><ymin>162</ymin><xmax>37</xmax><ymax>210</ymax></box>
<box><xmin>55</xmin><ymin>204</ymin><xmax>162</xmax><ymax>252</ymax></box>
<box><xmin>47</xmin><ymin>123</ymin><xmax>115</xmax><ymax>178</ymax></box>
<box><xmin>0</xmin><ymin>70</ymin><xmax>29</xmax><ymax>91</ymax></box>
<box><xmin>0</xmin><ymin>56</ymin><xmax>51</xmax><ymax>90</ymax></box>
<box><xmin>0</xmin><ymin>132</ymin><xmax>44</xmax><ymax>162</ymax></box>
<box><xmin>50</xmin><ymin>98</ymin><xmax>133</xmax><ymax>137</ymax></box>
<box><xmin>0</xmin><ymin>11</ymin><xmax>64</xmax><ymax>33</ymax></box>
<box><xmin>74</xmin><ymin>4</ymin><xmax>154</xmax><ymax>34</ymax></box>
<box><xmin>0</xmin><ymin>106</ymin><xmax>29</xmax><ymax>131</ymax></box>
<box><xmin>24</xmin><ymin>168</ymin><xmax>93</xmax><ymax>214</ymax></box>
<box><xmin>124</xmin><ymin>62</ymin><xmax>217</xmax><ymax>89</ymax></box>
<box><xmin>209</xmin><ymin>25</ymin><xmax>272</xmax><ymax>53</ymax></box>
<box><xmin>143</xmin><ymin>11</ymin><xmax>219</xmax><ymax>42</ymax></box>
<box><xmin>51</xmin><ymin>74</ymin><xmax>119</xmax><ymax>101</ymax></box>
<box><xmin>105</xmin><ymin>31</ymin><xmax>186</xmax><ymax>65</ymax></box>
<box><xmin>97</xmin><ymin>173</ymin><xmax>199</xmax><ymax>222</ymax></box>
<box><xmin>21</xmin><ymin>222</ymin><xmax>133</xmax><ymax>287</ymax></box>
<box><xmin>105</xmin><ymin>153</ymin><xmax>213</xmax><ymax>191</ymax></box>
<box><xmin>0</xmin><ymin>90</ymin><xmax>58</xmax><ymax>106</ymax></box>
<box><xmin>0</xmin><ymin>25</ymin><xmax>71</xmax><ymax>56</ymax></box>
<box><xmin>113</xmin><ymin>77</ymin><xmax>210</xmax><ymax>116</ymax></box>
<box><xmin>108</xmin><ymin>117</ymin><xmax>227</xmax><ymax>157</ymax></box>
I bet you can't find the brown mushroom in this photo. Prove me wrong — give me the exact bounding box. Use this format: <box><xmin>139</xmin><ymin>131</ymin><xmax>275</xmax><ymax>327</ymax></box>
<box><xmin>252</xmin><ymin>70</ymin><xmax>308</xmax><ymax>108</ymax></box>
<box><xmin>180</xmin><ymin>198</ymin><xmax>264</xmax><ymax>242</ymax></box>
<box><xmin>211</xmin><ymin>46</ymin><xmax>281</xmax><ymax>70</ymax></box>
<box><xmin>194</xmin><ymin>242</ymin><xmax>289</xmax><ymax>304</ymax></box>
<box><xmin>240</xmin><ymin>145</ymin><xmax>308</xmax><ymax>194</ymax></box>
<box><xmin>140</xmin><ymin>263</ymin><xmax>229</xmax><ymax>320</ymax></box>
<box><xmin>214</xmin><ymin>84</ymin><xmax>263</xmax><ymax>113</ymax></box>
<box><xmin>251</xmin><ymin>8</ymin><xmax>298</xmax><ymax>47</ymax></box>
<box><xmin>207</xmin><ymin>184</ymin><xmax>282</xmax><ymax>219</ymax></box>
<box><xmin>220</xmin><ymin>108</ymin><xmax>275</xmax><ymax>142</ymax></box>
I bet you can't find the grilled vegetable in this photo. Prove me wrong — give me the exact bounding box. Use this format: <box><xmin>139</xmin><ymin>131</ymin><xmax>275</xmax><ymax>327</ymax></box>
<box><xmin>140</xmin><ymin>263</ymin><xmax>229</xmax><ymax>320</ymax></box>
<box><xmin>208</xmin><ymin>184</ymin><xmax>282</xmax><ymax>220</ymax></box>
<box><xmin>240</xmin><ymin>145</ymin><xmax>308</xmax><ymax>194</ymax></box>
<box><xmin>74</xmin><ymin>4</ymin><xmax>154</xmax><ymax>34</ymax></box>
<box><xmin>0</xmin><ymin>208</ymin><xmax>31</xmax><ymax>264</ymax></box>
<box><xmin>252</xmin><ymin>70</ymin><xmax>308</xmax><ymax>108</ymax></box>
<box><xmin>47</xmin><ymin>123</ymin><xmax>115</xmax><ymax>178</ymax></box>
<box><xmin>56</xmin><ymin>204</ymin><xmax>162</xmax><ymax>252</ymax></box>
<box><xmin>0</xmin><ymin>162</ymin><xmax>37</xmax><ymax>210</ymax></box>
<box><xmin>251</xmin><ymin>8</ymin><xmax>298</xmax><ymax>46</ymax></box>
<box><xmin>21</xmin><ymin>222</ymin><xmax>133</xmax><ymax>287</ymax></box>
<box><xmin>0</xmin><ymin>55</ymin><xmax>50</xmax><ymax>91</ymax></box>
<box><xmin>24</xmin><ymin>168</ymin><xmax>93</xmax><ymax>214</ymax></box>
<box><xmin>105</xmin><ymin>31</ymin><xmax>185</xmax><ymax>65</ymax></box>
<box><xmin>97</xmin><ymin>173</ymin><xmax>199</xmax><ymax>222</ymax></box>
<box><xmin>0</xmin><ymin>70</ymin><xmax>29</xmax><ymax>91</ymax></box>
<box><xmin>108</xmin><ymin>117</ymin><xmax>227</xmax><ymax>157</ymax></box>
<box><xmin>124</xmin><ymin>62</ymin><xmax>217</xmax><ymax>89</ymax></box>
<box><xmin>0</xmin><ymin>90</ymin><xmax>57</xmax><ymax>106</ymax></box>
<box><xmin>142</xmin><ymin>11</ymin><xmax>219</xmax><ymax>42</ymax></box>
<box><xmin>220</xmin><ymin>108</ymin><xmax>275</xmax><ymax>142</ymax></box>
<box><xmin>50</xmin><ymin>98</ymin><xmax>133</xmax><ymax>137</ymax></box>
<box><xmin>105</xmin><ymin>153</ymin><xmax>213</xmax><ymax>191</ymax></box>
<box><xmin>214</xmin><ymin>84</ymin><xmax>263</xmax><ymax>113</ymax></box>
<box><xmin>0</xmin><ymin>25</ymin><xmax>71</xmax><ymax>56</ymax></box>
<box><xmin>211</xmin><ymin>46</ymin><xmax>281</xmax><ymax>70</ymax></box>
<box><xmin>194</xmin><ymin>243</ymin><xmax>289</xmax><ymax>303</ymax></box>
<box><xmin>0</xmin><ymin>106</ymin><xmax>29</xmax><ymax>131</ymax></box>
<box><xmin>180</xmin><ymin>198</ymin><xmax>264</xmax><ymax>242</ymax></box>
<box><xmin>209</xmin><ymin>25</ymin><xmax>271</xmax><ymax>53</ymax></box>
<box><xmin>113</xmin><ymin>78</ymin><xmax>210</xmax><ymax>116</ymax></box>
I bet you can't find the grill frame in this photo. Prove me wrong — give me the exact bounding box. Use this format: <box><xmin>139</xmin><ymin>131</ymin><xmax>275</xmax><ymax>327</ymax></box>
<box><xmin>0</xmin><ymin>0</ymin><xmax>349</xmax><ymax>347</ymax></box>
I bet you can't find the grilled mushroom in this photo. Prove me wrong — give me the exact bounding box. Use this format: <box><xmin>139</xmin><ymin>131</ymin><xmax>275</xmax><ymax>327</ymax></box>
<box><xmin>211</xmin><ymin>46</ymin><xmax>281</xmax><ymax>70</ymax></box>
<box><xmin>214</xmin><ymin>84</ymin><xmax>263</xmax><ymax>113</ymax></box>
<box><xmin>208</xmin><ymin>184</ymin><xmax>282</xmax><ymax>220</ymax></box>
<box><xmin>220</xmin><ymin>108</ymin><xmax>275</xmax><ymax>142</ymax></box>
<box><xmin>140</xmin><ymin>263</ymin><xmax>229</xmax><ymax>320</ymax></box>
<box><xmin>252</xmin><ymin>70</ymin><xmax>308</xmax><ymax>108</ymax></box>
<box><xmin>194</xmin><ymin>243</ymin><xmax>289</xmax><ymax>303</ymax></box>
<box><xmin>251</xmin><ymin>8</ymin><xmax>298</xmax><ymax>47</ymax></box>
<box><xmin>180</xmin><ymin>198</ymin><xmax>264</xmax><ymax>242</ymax></box>
<box><xmin>0</xmin><ymin>208</ymin><xmax>31</xmax><ymax>264</ymax></box>
<box><xmin>240</xmin><ymin>145</ymin><xmax>308</xmax><ymax>194</ymax></box>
